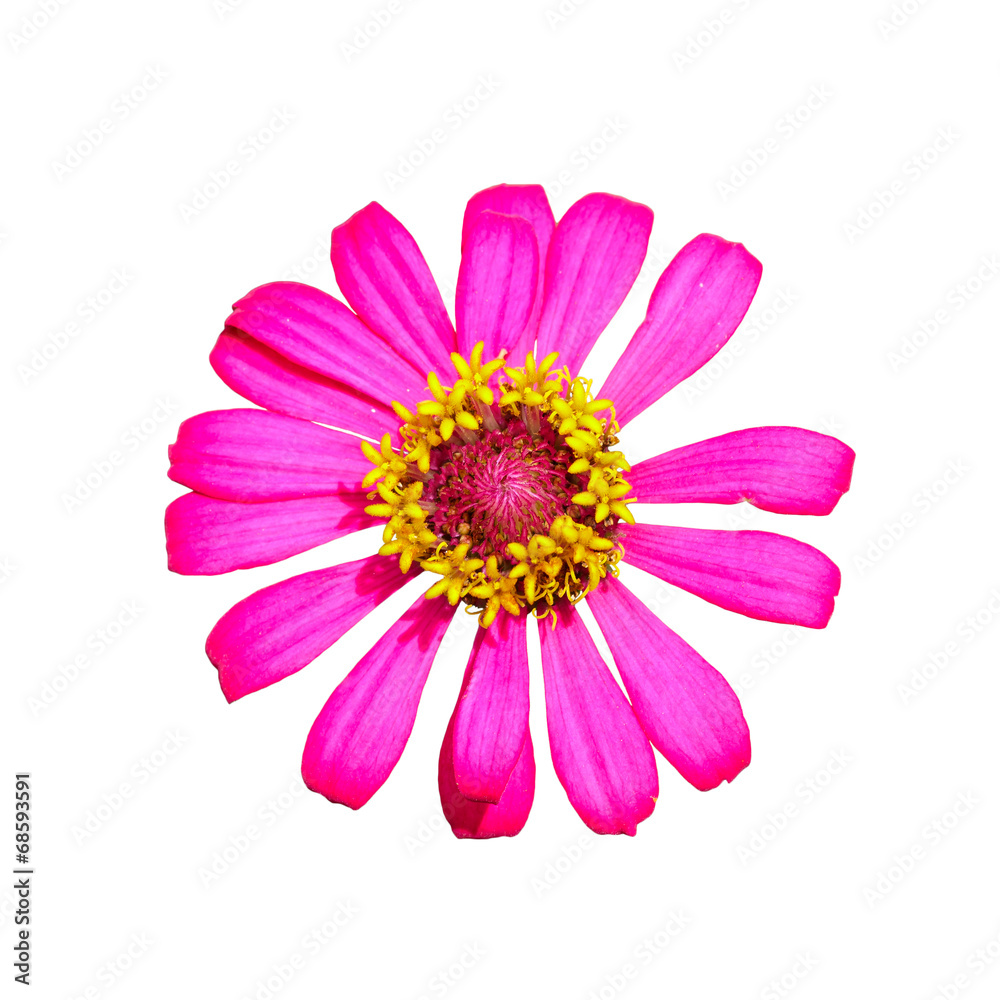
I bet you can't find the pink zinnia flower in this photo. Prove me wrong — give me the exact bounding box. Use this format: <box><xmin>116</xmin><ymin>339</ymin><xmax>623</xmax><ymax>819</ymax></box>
<box><xmin>165</xmin><ymin>185</ymin><xmax>854</xmax><ymax>838</ymax></box>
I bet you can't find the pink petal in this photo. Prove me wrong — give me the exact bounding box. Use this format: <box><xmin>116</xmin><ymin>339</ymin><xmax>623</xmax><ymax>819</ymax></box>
<box><xmin>587</xmin><ymin>576</ymin><xmax>750</xmax><ymax>791</ymax></box>
<box><xmin>302</xmin><ymin>593</ymin><xmax>455</xmax><ymax>809</ymax></box>
<box><xmin>167</xmin><ymin>409</ymin><xmax>370</xmax><ymax>502</ymax></box>
<box><xmin>206</xmin><ymin>555</ymin><xmax>415</xmax><ymax>702</ymax></box>
<box><xmin>629</xmin><ymin>426</ymin><xmax>856</xmax><ymax>515</ymax></box>
<box><xmin>539</xmin><ymin>603</ymin><xmax>658</xmax><ymax>836</ymax></box>
<box><xmin>599</xmin><ymin>234</ymin><xmax>762</xmax><ymax>427</ymax></box>
<box><xmin>451</xmin><ymin>613</ymin><xmax>530</xmax><ymax>803</ymax></box>
<box><xmin>534</xmin><ymin>193</ymin><xmax>653</xmax><ymax>374</ymax></box>
<box><xmin>462</xmin><ymin>184</ymin><xmax>555</xmax><ymax>348</ymax></box>
<box><xmin>210</xmin><ymin>328</ymin><xmax>397</xmax><ymax>441</ymax></box>
<box><xmin>165</xmin><ymin>491</ymin><xmax>369</xmax><ymax>576</ymax></box>
<box><xmin>455</xmin><ymin>211</ymin><xmax>539</xmax><ymax>363</ymax></box>
<box><xmin>621</xmin><ymin>524</ymin><xmax>841</xmax><ymax>628</ymax></box>
<box><xmin>440</xmin><ymin>701</ymin><xmax>535</xmax><ymax>840</ymax></box>
<box><xmin>331</xmin><ymin>202</ymin><xmax>456</xmax><ymax>376</ymax></box>
<box><xmin>225</xmin><ymin>281</ymin><xmax>428</xmax><ymax>413</ymax></box>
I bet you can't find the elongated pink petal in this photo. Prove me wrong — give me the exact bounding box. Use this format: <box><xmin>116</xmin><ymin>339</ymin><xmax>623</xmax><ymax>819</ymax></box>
<box><xmin>440</xmin><ymin>701</ymin><xmax>535</xmax><ymax>839</ymax></box>
<box><xmin>451</xmin><ymin>613</ymin><xmax>529</xmax><ymax>803</ymax></box>
<box><xmin>587</xmin><ymin>576</ymin><xmax>750</xmax><ymax>791</ymax></box>
<box><xmin>539</xmin><ymin>603</ymin><xmax>658</xmax><ymax>835</ymax></box>
<box><xmin>331</xmin><ymin>202</ymin><xmax>456</xmax><ymax>376</ymax></box>
<box><xmin>165</xmin><ymin>491</ymin><xmax>370</xmax><ymax>576</ymax></box>
<box><xmin>168</xmin><ymin>409</ymin><xmax>370</xmax><ymax>502</ymax></box>
<box><xmin>534</xmin><ymin>193</ymin><xmax>653</xmax><ymax>374</ymax></box>
<box><xmin>302</xmin><ymin>593</ymin><xmax>455</xmax><ymax>809</ymax></box>
<box><xmin>210</xmin><ymin>329</ymin><xmax>397</xmax><ymax>441</ymax></box>
<box><xmin>206</xmin><ymin>555</ymin><xmax>415</xmax><ymax>702</ymax></box>
<box><xmin>462</xmin><ymin>184</ymin><xmax>555</xmax><ymax>347</ymax></box>
<box><xmin>456</xmin><ymin>211</ymin><xmax>539</xmax><ymax>363</ymax></box>
<box><xmin>226</xmin><ymin>281</ymin><xmax>428</xmax><ymax>412</ymax></box>
<box><xmin>630</xmin><ymin>426</ymin><xmax>856</xmax><ymax>515</ymax></box>
<box><xmin>599</xmin><ymin>234</ymin><xmax>762</xmax><ymax>426</ymax></box>
<box><xmin>621</xmin><ymin>524</ymin><xmax>840</xmax><ymax>628</ymax></box>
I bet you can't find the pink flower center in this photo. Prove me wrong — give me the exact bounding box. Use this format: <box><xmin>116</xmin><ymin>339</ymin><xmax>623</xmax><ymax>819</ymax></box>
<box><xmin>427</xmin><ymin>421</ymin><xmax>578</xmax><ymax>556</ymax></box>
<box><xmin>361</xmin><ymin>343</ymin><xmax>636</xmax><ymax>626</ymax></box>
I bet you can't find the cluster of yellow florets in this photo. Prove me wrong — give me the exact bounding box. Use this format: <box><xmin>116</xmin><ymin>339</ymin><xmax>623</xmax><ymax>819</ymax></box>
<box><xmin>360</xmin><ymin>343</ymin><xmax>635</xmax><ymax>626</ymax></box>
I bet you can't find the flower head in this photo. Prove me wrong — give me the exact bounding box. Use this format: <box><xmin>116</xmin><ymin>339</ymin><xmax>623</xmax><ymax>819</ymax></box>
<box><xmin>365</xmin><ymin>343</ymin><xmax>632</xmax><ymax>627</ymax></box>
<box><xmin>166</xmin><ymin>185</ymin><xmax>855</xmax><ymax>838</ymax></box>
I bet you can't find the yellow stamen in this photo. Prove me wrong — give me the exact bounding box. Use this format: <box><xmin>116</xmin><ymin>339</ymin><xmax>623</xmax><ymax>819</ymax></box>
<box><xmin>358</xmin><ymin>341</ymin><xmax>634</xmax><ymax>626</ymax></box>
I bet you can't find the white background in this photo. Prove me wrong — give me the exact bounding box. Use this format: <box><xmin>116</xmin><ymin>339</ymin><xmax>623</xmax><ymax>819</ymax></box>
<box><xmin>3</xmin><ymin>0</ymin><xmax>1000</xmax><ymax>997</ymax></box>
